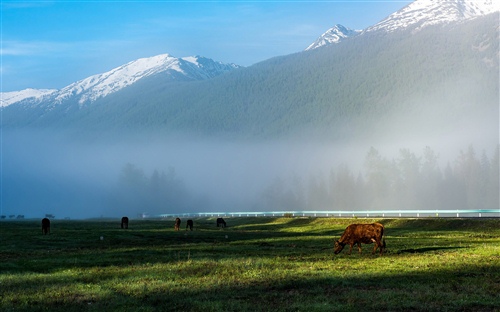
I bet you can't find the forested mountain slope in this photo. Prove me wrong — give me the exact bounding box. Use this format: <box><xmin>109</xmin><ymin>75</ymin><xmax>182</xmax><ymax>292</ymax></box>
<box><xmin>3</xmin><ymin>14</ymin><xmax>498</xmax><ymax>146</ymax></box>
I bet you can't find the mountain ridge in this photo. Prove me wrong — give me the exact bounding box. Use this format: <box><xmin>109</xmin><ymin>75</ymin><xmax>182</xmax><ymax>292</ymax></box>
<box><xmin>5</xmin><ymin>0</ymin><xmax>499</xmax><ymax>105</ymax></box>
<box><xmin>365</xmin><ymin>0</ymin><xmax>498</xmax><ymax>33</ymax></box>
<box><xmin>305</xmin><ymin>24</ymin><xmax>361</xmax><ymax>50</ymax></box>
<box><xmin>306</xmin><ymin>0</ymin><xmax>499</xmax><ymax>51</ymax></box>
<box><xmin>1</xmin><ymin>0</ymin><xmax>498</xmax><ymax>143</ymax></box>
<box><xmin>4</xmin><ymin>12</ymin><xmax>495</xmax><ymax>143</ymax></box>
<box><xmin>1</xmin><ymin>54</ymin><xmax>241</xmax><ymax>108</ymax></box>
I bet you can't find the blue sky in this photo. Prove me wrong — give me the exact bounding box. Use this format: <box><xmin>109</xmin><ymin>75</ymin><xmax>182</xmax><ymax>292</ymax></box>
<box><xmin>1</xmin><ymin>0</ymin><xmax>412</xmax><ymax>92</ymax></box>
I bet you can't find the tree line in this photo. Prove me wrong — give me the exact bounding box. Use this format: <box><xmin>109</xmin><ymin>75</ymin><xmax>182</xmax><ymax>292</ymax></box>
<box><xmin>111</xmin><ymin>164</ymin><xmax>192</xmax><ymax>217</ymax></box>
<box><xmin>111</xmin><ymin>145</ymin><xmax>498</xmax><ymax>217</ymax></box>
<box><xmin>262</xmin><ymin>145</ymin><xmax>499</xmax><ymax>212</ymax></box>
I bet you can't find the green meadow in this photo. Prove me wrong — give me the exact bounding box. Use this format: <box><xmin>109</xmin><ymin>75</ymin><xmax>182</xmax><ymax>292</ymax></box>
<box><xmin>1</xmin><ymin>217</ymin><xmax>499</xmax><ymax>311</ymax></box>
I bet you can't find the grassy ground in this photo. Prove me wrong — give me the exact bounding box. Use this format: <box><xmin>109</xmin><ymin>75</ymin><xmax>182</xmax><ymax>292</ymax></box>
<box><xmin>1</xmin><ymin>217</ymin><xmax>499</xmax><ymax>311</ymax></box>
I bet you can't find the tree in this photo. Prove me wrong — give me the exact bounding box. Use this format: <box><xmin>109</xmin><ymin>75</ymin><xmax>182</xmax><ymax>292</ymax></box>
<box><xmin>332</xmin><ymin>164</ymin><xmax>358</xmax><ymax>210</ymax></box>
<box><xmin>397</xmin><ymin>148</ymin><xmax>421</xmax><ymax>210</ymax></box>
<box><xmin>364</xmin><ymin>147</ymin><xmax>395</xmax><ymax>210</ymax></box>
<box><xmin>485</xmin><ymin>146</ymin><xmax>499</xmax><ymax>209</ymax></box>
<box><xmin>116</xmin><ymin>163</ymin><xmax>148</xmax><ymax>216</ymax></box>
<box><xmin>420</xmin><ymin>146</ymin><xmax>442</xmax><ymax>210</ymax></box>
<box><xmin>454</xmin><ymin>146</ymin><xmax>483</xmax><ymax>209</ymax></box>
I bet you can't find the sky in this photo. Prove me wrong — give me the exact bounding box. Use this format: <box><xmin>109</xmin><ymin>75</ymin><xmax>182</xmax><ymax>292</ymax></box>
<box><xmin>1</xmin><ymin>0</ymin><xmax>412</xmax><ymax>92</ymax></box>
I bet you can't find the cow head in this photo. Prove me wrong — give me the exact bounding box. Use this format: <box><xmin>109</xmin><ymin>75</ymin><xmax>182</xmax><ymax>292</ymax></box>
<box><xmin>334</xmin><ymin>240</ymin><xmax>345</xmax><ymax>254</ymax></box>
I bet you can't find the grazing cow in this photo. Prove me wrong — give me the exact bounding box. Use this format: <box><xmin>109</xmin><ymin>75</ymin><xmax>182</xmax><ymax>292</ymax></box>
<box><xmin>334</xmin><ymin>223</ymin><xmax>386</xmax><ymax>255</ymax></box>
<box><xmin>121</xmin><ymin>216</ymin><xmax>129</xmax><ymax>229</ymax></box>
<box><xmin>186</xmin><ymin>219</ymin><xmax>194</xmax><ymax>231</ymax></box>
<box><xmin>216</xmin><ymin>218</ymin><xmax>226</xmax><ymax>228</ymax></box>
<box><xmin>41</xmin><ymin>218</ymin><xmax>50</xmax><ymax>235</ymax></box>
<box><xmin>174</xmin><ymin>218</ymin><xmax>181</xmax><ymax>231</ymax></box>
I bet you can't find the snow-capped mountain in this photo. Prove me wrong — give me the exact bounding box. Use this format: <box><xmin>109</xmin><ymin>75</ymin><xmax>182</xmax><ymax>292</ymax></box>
<box><xmin>52</xmin><ymin>54</ymin><xmax>240</xmax><ymax>105</ymax></box>
<box><xmin>365</xmin><ymin>0</ymin><xmax>499</xmax><ymax>33</ymax></box>
<box><xmin>305</xmin><ymin>24</ymin><xmax>361</xmax><ymax>51</ymax></box>
<box><xmin>3</xmin><ymin>54</ymin><xmax>240</xmax><ymax>108</ymax></box>
<box><xmin>306</xmin><ymin>0</ymin><xmax>499</xmax><ymax>50</ymax></box>
<box><xmin>5</xmin><ymin>0</ymin><xmax>498</xmax><ymax>109</ymax></box>
<box><xmin>1</xmin><ymin>88</ymin><xmax>57</xmax><ymax>107</ymax></box>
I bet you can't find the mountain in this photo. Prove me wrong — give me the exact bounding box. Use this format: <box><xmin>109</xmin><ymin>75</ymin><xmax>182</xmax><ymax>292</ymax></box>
<box><xmin>2</xmin><ymin>54</ymin><xmax>241</xmax><ymax>108</ymax></box>
<box><xmin>2</xmin><ymin>0</ymin><xmax>498</xmax><ymax>143</ymax></box>
<box><xmin>1</xmin><ymin>88</ymin><xmax>56</xmax><ymax>107</ymax></box>
<box><xmin>4</xmin><ymin>12</ymin><xmax>496</xmax><ymax>143</ymax></box>
<box><xmin>306</xmin><ymin>0</ymin><xmax>498</xmax><ymax>50</ymax></box>
<box><xmin>365</xmin><ymin>0</ymin><xmax>498</xmax><ymax>33</ymax></box>
<box><xmin>2</xmin><ymin>0</ymin><xmax>498</xmax><ymax>219</ymax></box>
<box><xmin>305</xmin><ymin>24</ymin><xmax>361</xmax><ymax>50</ymax></box>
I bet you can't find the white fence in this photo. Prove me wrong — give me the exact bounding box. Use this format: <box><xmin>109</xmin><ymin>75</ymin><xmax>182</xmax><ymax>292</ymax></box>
<box><xmin>156</xmin><ymin>209</ymin><xmax>499</xmax><ymax>219</ymax></box>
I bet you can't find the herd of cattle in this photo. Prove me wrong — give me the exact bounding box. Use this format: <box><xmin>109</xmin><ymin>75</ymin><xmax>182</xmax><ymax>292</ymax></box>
<box><xmin>40</xmin><ymin>217</ymin><xmax>386</xmax><ymax>255</ymax></box>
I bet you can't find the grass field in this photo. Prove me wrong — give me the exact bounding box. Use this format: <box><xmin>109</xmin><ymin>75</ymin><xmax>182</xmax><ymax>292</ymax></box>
<box><xmin>1</xmin><ymin>217</ymin><xmax>499</xmax><ymax>311</ymax></box>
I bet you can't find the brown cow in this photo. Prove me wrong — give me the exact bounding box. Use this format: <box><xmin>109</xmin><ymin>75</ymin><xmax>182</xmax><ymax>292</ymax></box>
<box><xmin>121</xmin><ymin>216</ymin><xmax>129</xmax><ymax>229</ymax></box>
<box><xmin>174</xmin><ymin>218</ymin><xmax>181</xmax><ymax>231</ymax></box>
<box><xmin>41</xmin><ymin>218</ymin><xmax>50</xmax><ymax>235</ymax></box>
<box><xmin>216</xmin><ymin>218</ymin><xmax>226</xmax><ymax>228</ymax></box>
<box><xmin>334</xmin><ymin>223</ymin><xmax>386</xmax><ymax>255</ymax></box>
<box><xmin>186</xmin><ymin>219</ymin><xmax>193</xmax><ymax>231</ymax></box>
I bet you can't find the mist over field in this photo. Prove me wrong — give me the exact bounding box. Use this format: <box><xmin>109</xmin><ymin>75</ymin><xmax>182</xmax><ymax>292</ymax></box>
<box><xmin>2</xmin><ymin>125</ymin><xmax>498</xmax><ymax>220</ymax></box>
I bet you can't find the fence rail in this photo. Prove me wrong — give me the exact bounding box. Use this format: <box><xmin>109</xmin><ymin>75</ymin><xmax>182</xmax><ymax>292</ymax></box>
<box><xmin>156</xmin><ymin>209</ymin><xmax>499</xmax><ymax>219</ymax></box>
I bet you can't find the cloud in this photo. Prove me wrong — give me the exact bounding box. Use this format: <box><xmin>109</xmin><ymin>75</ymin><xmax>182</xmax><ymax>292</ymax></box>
<box><xmin>0</xmin><ymin>40</ymin><xmax>70</xmax><ymax>56</ymax></box>
<box><xmin>0</xmin><ymin>38</ymin><xmax>138</xmax><ymax>58</ymax></box>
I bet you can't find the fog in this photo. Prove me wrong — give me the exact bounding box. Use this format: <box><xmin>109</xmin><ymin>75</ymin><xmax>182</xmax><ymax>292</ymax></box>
<box><xmin>1</xmin><ymin>125</ymin><xmax>498</xmax><ymax>220</ymax></box>
<box><xmin>0</xmin><ymin>130</ymin><xmax>368</xmax><ymax>219</ymax></box>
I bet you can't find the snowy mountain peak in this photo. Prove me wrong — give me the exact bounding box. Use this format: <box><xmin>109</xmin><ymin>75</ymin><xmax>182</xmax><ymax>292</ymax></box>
<box><xmin>179</xmin><ymin>55</ymin><xmax>241</xmax><ymax>80</ymax></box>
<box><xmin>1</xmin><ymin>88</ymin><xmax>57</xmax><ymax>107</ymax></box>
<box><xmin>306</xmin><ymin>0</ymin><xmax>498</xmax><ymax>50</ymax></box>
<box><xmin>365</xmin><ymin>0</ymin><xmax>499</xmax><ymax>33</ymax></box>
<box><xmin>3</xmin><ymin>54</ymin><xmax>241</xmax><ymax>108</ymax></box>
<box><xmin>306</xmin><ymin>24</ymin><xmax>361</xmax><ymax>50</ymax></box>
<box><xmin>55</xmin><ymin>53</ymin><xmax>185</xmax><ymax>104</ymax></box>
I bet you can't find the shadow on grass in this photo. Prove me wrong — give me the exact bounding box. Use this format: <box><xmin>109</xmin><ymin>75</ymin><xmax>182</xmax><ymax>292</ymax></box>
<box><xmin>398</xmin><ymin>246</ymin><xmax>466</xmax><ymax>254</ymax></box>
<box><xmin>2</xmin><ymin>263</ymin><xmax>499</xmax><ymax>312</ymax></box>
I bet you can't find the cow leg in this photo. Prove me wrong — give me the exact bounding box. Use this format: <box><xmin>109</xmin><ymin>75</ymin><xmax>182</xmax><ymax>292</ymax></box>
<box><xmin>348</xmin><ymin>244</ymin><xmax>354</xmax><ymax>255</ymax></box>
<box><xmin>357</xmin><ymin>243</ymin><xmax>362</xmax><ymax>254</ymax></box>
<box><xmin>373</xmin><ymin>239</ymin><xmax>383</xmax><ymax>255</ymax></box>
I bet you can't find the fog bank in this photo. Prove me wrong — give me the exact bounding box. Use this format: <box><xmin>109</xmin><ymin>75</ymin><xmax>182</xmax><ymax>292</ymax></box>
<box><xmin>1</xmin><ymin>129</ymin><xmax>498</xmax><ymax>220</ymax></box>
